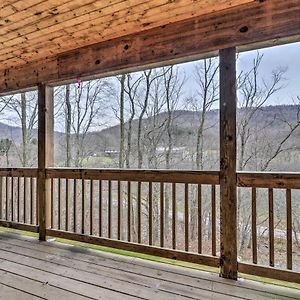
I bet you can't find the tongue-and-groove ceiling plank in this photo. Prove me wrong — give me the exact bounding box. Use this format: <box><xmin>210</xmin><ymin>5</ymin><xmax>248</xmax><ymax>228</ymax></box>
<box><xmin>1</xmin><ymin>0</ymin><xmax>300</xmax><ymax>94</ymax></box>
<box><xmin>0</xmin><ymin>0</ymin><xmax>254</xmax><ymax>69</ymax></box>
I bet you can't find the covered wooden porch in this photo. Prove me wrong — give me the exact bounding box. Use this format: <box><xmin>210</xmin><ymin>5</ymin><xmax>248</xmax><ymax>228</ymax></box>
<box><xmin>0</xmin><ymin>0</ymin><xmax>300</xmax><ymax>298</ymax></box>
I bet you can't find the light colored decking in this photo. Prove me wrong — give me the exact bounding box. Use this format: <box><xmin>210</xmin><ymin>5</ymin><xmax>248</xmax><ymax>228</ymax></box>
<box><xmin>0</xmin><ymin>232</ymin><xmax>298</xmax><ymax>300</ymax></box>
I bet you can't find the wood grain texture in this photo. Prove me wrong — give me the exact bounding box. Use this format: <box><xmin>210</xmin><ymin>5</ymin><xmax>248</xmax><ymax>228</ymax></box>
<box><xmin>0</xmin><ymin>0</ymin><xmax>252</xmax><ymax>70</ymax></box>
<box><xmin>46</xmin><ymin>168</ymin><xmax>219</xmax><ymax>184</ymax></box>
<box><xmin>1</xmin><ymin>0</ymin><xmax>300</xmax><ymax>93</ymax></box>
<box><xmin>219</xmin><ymin>47</ymin><xmax>237</xmax><ymax>280</ymax></box>
<box><xmin>1</xmin><ymin>232</ymin><xmax>299</xmax><ymax>299</ymax></box>
<box><xmin>37</xmin><ymin>84</ymin><xmax>54</xmax><ymax>241</ymax></box>
<box><xmin>46</xmin><ymin>228</ymin><xmax>219</xmax><ymax>267</ymax></box>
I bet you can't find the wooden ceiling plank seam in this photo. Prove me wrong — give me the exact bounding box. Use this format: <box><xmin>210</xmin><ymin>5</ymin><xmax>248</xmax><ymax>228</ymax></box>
<box><xmin>0</xmin><ymin>0</ymin><xmax>187</xmax><ymax>45</ymax></box>
<box><xmin>0</xmin><ymin>0</ymin><xmax>47</xmax><ymax>19</ymax></box>
<box><xmin>0</xmin><ymin>0</ymin><xmax>138</xmax><ymax>43</ymax></box>
<box><xmin>0</xmin><ymin>0</ymin><xmax>253</xmax><ymax>43</ymax></box>
<box><xmin>0</xmin><ymin>1</ymin><xmax>268</xmax><ymax>65</ymax></box>
<box><xmin>1</xmin><ymin>0</ymin><xmax>299</xmax><ymax>93</ymax></box>
<box><xmin>0</xmin><ymin>0</ymin><xmax>83</xmax><ymax>32</ymax></box>
<box><xmin>0</xmin><ymin>0</ymin><xmax>253</xmax><ymax>63</ymax></box>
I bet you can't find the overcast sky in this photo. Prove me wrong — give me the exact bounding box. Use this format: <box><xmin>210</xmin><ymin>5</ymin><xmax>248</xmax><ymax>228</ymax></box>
<box><xmin>180</xmin><ymin>41</ymin><xmax>300</xmax><ymax>107</ymax></box>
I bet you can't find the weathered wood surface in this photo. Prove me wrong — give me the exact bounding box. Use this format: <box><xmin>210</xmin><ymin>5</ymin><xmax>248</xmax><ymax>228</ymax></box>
<box><xmin>1</xmin><ymin>0</ymin><xmax>251</xmax><ymax>69</ymax></box>
<box><xmin>219</xmin><ymin>47</ymin><xmax>237</xmax><ymax>279</ymax></box>
<box><xmin>1</xmin><ymin>0</ymin><xmax>300</xmax><ymax>93</ymax></box>
<box><xmin>239</xmin><ymin>263</ymin><xmax>300</xmax><ymax>285</ymax></box>
<box><xmin>46</xmin><ymin>168</ymin><xmax>219</xmax><ymax>184</ymax></box>
<box><xmin>0</xmin><ymin>231</ymin><xmax>299</xmax><ymax>299</ymax></box>
<box><xmin>37</xmin><ymin>84</ymin><xmax>54</xmax><ymax>241</ymax></box>
<box><xmin>46</xmin><ymin>228</ymin><xmax>219</xmax><ymax>268</ymax></box>
<box><xmin>0</xmin><ymin>221</ymin><xmax>38</xmax><ymax>232</ymax></box>
<box><xmin>238</xmin><ymin>172</ymin><xmax>300</xmax><ymax>189</ymax></box>
<box><xmin>0</xmin><ymin>168</ymin><xmax>38</xmax><ymax>177</ymax></box>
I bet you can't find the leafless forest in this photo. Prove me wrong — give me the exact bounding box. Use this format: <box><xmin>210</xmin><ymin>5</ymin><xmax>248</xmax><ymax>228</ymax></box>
<box><xmin>1</xmin><ymin>52</ymin><xmax>300</xmax><ymax>270</ymax></box>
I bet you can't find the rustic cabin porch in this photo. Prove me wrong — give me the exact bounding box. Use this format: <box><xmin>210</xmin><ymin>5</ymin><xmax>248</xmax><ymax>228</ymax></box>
<box><xmin>1</xmin><ymin>0</ymin><xmax>300</xmax><ymax>299</ymax></box>
<box><xmin>0</xmin><ymin>230</ymin><xmax>298</xmax><ymax>300</ymax></box>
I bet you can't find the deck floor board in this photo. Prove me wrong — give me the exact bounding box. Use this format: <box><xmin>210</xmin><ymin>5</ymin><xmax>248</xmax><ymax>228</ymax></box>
<box><xmin>0</xmin><ymin>232</ymin><xmax>298</xmax><ymax>300</ymax></box>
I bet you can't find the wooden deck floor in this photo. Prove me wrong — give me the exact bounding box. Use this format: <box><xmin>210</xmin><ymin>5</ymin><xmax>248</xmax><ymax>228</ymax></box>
<box><xmin>0</xmin><ymin>232</ymin><xmax>299</xmax><ymax>300</ymax></box>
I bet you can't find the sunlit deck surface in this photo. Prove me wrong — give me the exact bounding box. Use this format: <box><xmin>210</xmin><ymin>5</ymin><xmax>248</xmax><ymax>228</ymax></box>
<box><xmin>0</xmin><ymin>232</ymin><xmax>297</xmax><ymax>300</ymax></box>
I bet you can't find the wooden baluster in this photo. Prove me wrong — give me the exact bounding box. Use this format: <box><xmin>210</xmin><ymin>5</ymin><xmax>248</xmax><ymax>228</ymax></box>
<box><xmin>17</xmin><ymin>177</ymin><xmax>20</xmax><ymax>222</ymax></box>
<box><xmin>81</xmin><ymin>179</ymin><xmax>85</xmax><ymax>234</ymax></box>
<box><xmin>137</xmin><ymin>181</ymin><xmax>141</xmax><ymax>244</ymax></box>
<box><xmin>50</xmin><ymin>178</ymin><xmax>54</xmax><ymax>228</ymax></box>
<box><xmin>108</xmin><ymin>180</ymin><xmax>112</xmax><ymax>239</ymax></box>
<box><xmin>211</xmin><ymin>184</ymin><xmax>216</xmax><ymax>256</ymax></box>
<box><xmin>99</xmin><ymin>180</ymin><xmax>102</xmax><ymax>236</ymax></box>
<box><xmin>172</xmin><ymin>182</ymin><xmax>176</xmax><ymax>250</ymax></box>
<box><xmin>184</xmin><ymin>183</ymin><xmax>189</xmax><ymax>252</ymax></box>
<box><xmin>73</xmin><ymin>179</ymin><xmax>77</xmax><ymax>233</ymax></box>
<box><xmin>117</xmin><ymin>181</ymin><xmax>121</xmax><ymax>240</ymax></box>
<box><xmin>66</xmin><ymin>178</ymin><xmax>69</xmax><ymax>231</ymax></box>
<box><xmin>160</xmin><ymin>182</ymin><xmax>164</xmax><ymax>248</ymax></box>
<box><xmin>58</xmin><ymin>178</ymin><xmax>61</xmax><ymax>230</ymax></box>
<box><xmin>24</xmin><ymin>177</ymin><xmax>27</xmax><ymax>223</ymax></box>
<box><xmin>198</xmin><ymin>184</ymin><xmax>202</xmax><ymax>254</ymax></box>
<box><xmin>252</xmin><ymin>187</ymin><xmax>257</xmax><ymax>264</ymax></box>
<box><xmin>36</xmin><ymin>178</ymin><xmax>39</xmax><ymax>226</ymax></box>
<box><xmin>11</xmin><ymin>177</ymin><xmax>14</xmax><ymax>222</ymax></box>
<box><xmin>127</xmin><ymin>181</ymin><xmax>131</xmax><ymax>242</ymax></box>
<box><xmin>286</xmin><ymin>189</ymin><xmax>292</xmax><ymax>270</ymax></box>
<box><xmin>148</xmin><ymin>182</ymin><xmax>153</xmax><ymax>246</ymax></box>
<box><xmin>30</xmin><ymin>177</ymin><xmax>33</xmax><ymax>224</ymax></box>
<box><xmin>90</xmin><ymin>179</ymin><xmax>93</xmax><ymax>235</ymax></box>
<box><xmin>5</xmin><ymin>177</ymin><xmax>8</xmax><ymax>220</ymax></box>
<box><xmin>269</xmin><ymin>188</ymin><xmax>274</xmax><ymax>267</ymax></box>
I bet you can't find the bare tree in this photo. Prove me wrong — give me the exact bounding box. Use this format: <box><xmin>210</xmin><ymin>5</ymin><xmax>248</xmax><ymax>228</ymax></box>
<box><xmin>189</xmin><ymin>58</ymin><xmax>219</xmax><ymax>170</ymax></box>
<box><xmin>188</xmin><ymin>58</ymin><xmax>219</xmax><ymax>241</ymax></box>
<box><xmin>118</xmin><ymin>74</ymin><xmax>126</xmax><ymax>168</ymax></box>
<box><xmin>124</xmin><ymin>73</ymin><xmax>143</xmax><ymax>168</ymax></box>
<box><xmin>3</xmin><ymin>92</ymin><xmax>38</xmax><ymax>167</ymax></box>
<box><xmin>58</xmin><ymin>80</ymin><xmax>112</xmax><ymax>167</ymax></box>
<box><xmin>63</xmin><ymin>84</ymin><xmax>72</xmax><ymax>167</ymax></box>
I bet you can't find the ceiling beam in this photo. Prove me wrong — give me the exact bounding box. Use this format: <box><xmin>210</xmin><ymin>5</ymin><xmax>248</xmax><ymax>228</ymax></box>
<box><xmin>1</xmin><ymin>0</ymin><xmax>300</xmax><ymax>93</ymax></box>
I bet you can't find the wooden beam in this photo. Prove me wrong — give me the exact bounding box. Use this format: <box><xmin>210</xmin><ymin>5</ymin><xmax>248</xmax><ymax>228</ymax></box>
<box><xmin>1</xmin><ymin>0</ymin><xmax>300</xmax><ymax>93</ymax></box>
<box><xmin>219</xmin><ymin>47</ymin><xmax>237</xmax><ymax>280</ymax></box>
<box><xmin>37</xmin><ymin>84</ymin><xmax>54</xmax><ymax>241</ymax></box>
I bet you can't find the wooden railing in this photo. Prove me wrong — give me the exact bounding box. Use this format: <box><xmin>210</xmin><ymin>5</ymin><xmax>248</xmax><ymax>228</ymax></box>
<box><xmin>0</xmin><ymin>167</ymin><xmax>299</xmax><ymax>283</ymax></box>
<box><xmin>237</xmin><ymin>172</ymin><xmax>300</xmax><ymax>283</ymax></box>
<box><xmin>0</xmin><ymin>168</ymin><xmax>38</xmax><ymax>232</ymax></box>
<box><xmin>45</xmin><ymin>168</ymin><xmax>220</xmax><ymax>267</ymax></box>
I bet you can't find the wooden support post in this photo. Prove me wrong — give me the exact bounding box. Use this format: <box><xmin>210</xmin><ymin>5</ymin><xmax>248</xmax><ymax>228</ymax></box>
<box><xmin>219</xmin><ymin>47</ymin><xmax>238</xmax><ymax>280</ymax></box>
<box><xmin>38</xmin><ymin>84</ymin><xmax>54</xmax><ymax>241</ymax></box>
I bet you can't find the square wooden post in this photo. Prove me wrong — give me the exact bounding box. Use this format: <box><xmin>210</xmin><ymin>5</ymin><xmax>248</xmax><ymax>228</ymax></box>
<box><xmin>38</xmin><ymin>84</ymin><xmax>54</xmax><ymax>241</ymax></box>
<box><xmin>219</xmin><ymin>47</ymin><xmax>238</xmax><ymax>279</ymax></box>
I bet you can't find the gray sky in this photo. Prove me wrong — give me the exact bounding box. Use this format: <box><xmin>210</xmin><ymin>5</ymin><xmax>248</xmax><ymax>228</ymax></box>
<box><xmin>180</xmin><ymin>41</ymin><xmax>300</xmax><ymax>106</ymax></box>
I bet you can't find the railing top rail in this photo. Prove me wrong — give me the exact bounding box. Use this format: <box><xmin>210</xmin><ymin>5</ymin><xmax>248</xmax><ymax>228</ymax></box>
<box><xmin>1</xmin><ymin>167</ymin><xmax>300</xmax><ymax>188</ymax></box>
<box><xmin>46</xmin><ymin>168</ymin><xmax>220</xmax><ymax>184</ymax></box>
<box><xmin>237</xmin><ymin>172</ymin><xmax>300</xmax><ymax>189</ymax></box>
<box><xmin>0</xmin><ymin>168</ymin><xmax>38</xmax><ymax>177</ymax></box>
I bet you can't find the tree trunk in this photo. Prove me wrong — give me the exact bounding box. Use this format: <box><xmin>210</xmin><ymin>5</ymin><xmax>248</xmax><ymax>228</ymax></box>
<box><xmin>20</xmin><ymin>93</ymin><xmax>28</xmax><ymax>167</ymax></box>
<box><xmin>65</xmin><ymin>84</ymin><xmax>71</xmax><ymax>167</ymax></box>
<box><xmin>119</xmin><ymin>75</ymin><xmax>126</xmax><ymax>168</ymax></box>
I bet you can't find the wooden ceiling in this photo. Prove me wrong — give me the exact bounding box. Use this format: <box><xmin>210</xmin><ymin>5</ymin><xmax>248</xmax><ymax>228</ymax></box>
<box><xmin>0</xmin><ymin>0</ymin><xmax>253</xmax><ymax>70</ymax></box>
